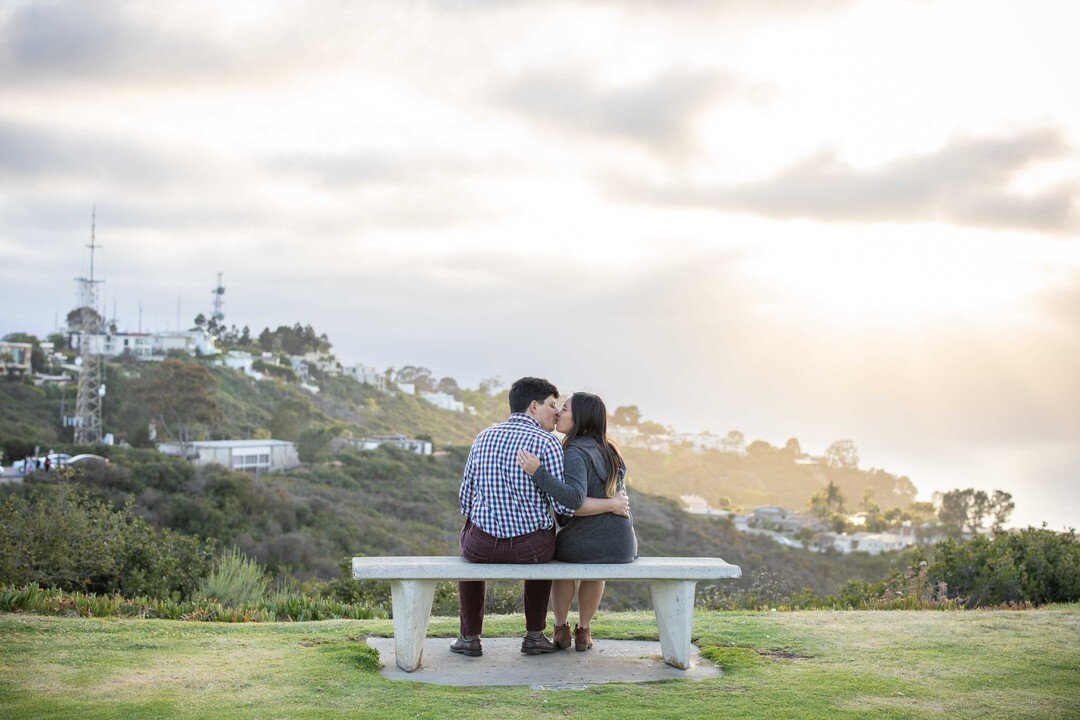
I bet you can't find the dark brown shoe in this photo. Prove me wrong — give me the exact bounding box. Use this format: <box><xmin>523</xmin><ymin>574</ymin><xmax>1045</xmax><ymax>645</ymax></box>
<box><xmin>574</xmin><ymin>625</ymin><xmax>593</xmax><ymax>652</ymax></box>
<box><xmin>521</xmin><ymin>633</ymin><xmax>558</xmax><ymax>655</ymax></box>
<box><xmin>450</xmin><ymin>636</ymin><xmax>482</xmax><ymax>657</ymax></box>
<box><xmin>553</xmin><ymin>623</ymin><xmax>572</xmax><ymax>650</ymax></box>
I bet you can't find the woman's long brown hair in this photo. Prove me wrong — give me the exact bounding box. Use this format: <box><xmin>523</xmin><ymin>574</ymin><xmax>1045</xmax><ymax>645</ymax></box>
<box><xmin>561</xmin><ymin>392</ymin><xmax>625</xmax><ymax>497</ymax></box>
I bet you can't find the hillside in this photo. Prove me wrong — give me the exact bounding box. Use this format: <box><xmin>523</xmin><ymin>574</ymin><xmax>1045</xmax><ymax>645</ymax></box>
<box><xmin>3</xmin><ymin>360</ymin><xmax>917</xmax><ymax>520</ymax></box>
<box><xmin>2</xmin><ymin>446</ymin><xmax>900</xmax><ymax>607</ymax></box>
<box><xmin>623</xmin><ymin>445</ymin><xmax>917</xmax><ymax>513</ymax></box>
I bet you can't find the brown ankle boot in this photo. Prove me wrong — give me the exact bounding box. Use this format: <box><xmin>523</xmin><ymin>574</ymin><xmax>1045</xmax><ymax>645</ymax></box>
<box><xmin>574</xmin><ymin>624</ymin><xmax>593</xmax><ymax>651</ymax></box>
<box><xmin>553</xmin><ymin>623</ymin><xmax>572</xmax><ymax>650</ymax></box>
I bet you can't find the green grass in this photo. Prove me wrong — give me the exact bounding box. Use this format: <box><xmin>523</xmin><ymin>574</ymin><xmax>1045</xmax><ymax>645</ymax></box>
<box><xmin>2</xmin><ymin>607</ymin><xmax>1078</xmax><ymax>719</ymax></box>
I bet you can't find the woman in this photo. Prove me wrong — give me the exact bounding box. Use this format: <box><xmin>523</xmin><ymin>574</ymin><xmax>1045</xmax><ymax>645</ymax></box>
<box><xmin>518</xmin><ymin>392</ymin><xmax>638</xmax><ymax>652</ymax></box>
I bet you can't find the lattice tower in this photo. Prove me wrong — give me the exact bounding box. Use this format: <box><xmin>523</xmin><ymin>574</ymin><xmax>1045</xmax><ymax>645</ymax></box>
<box><xmin>73</xmin><ymin>208</ymin><xmax>104</xmax><ymax>445</ymax></box>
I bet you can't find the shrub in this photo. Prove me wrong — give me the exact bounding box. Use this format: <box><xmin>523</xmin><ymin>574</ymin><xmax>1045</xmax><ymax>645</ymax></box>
<box><xmin>929</xmin><ymin>526</ymin><xmax>1079</xmax><ymax>607</ymax></box>
<box><xmin>0</xmin><ymin>482</ymin><xmax>215</xmax><ymax>600</ymax></box>
<box><xmin>197</xmin><ymin>547</ymin><xmax>271</xmax><ymax>606</ymax></box>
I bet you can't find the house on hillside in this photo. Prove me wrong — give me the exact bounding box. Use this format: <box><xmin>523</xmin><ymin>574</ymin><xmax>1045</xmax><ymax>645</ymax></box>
<box><xmin>70</xmin><ymin>330</ymin><xmax>216</xmax><ymax>358</ymax></box>
<box><xmin>344</xmin><ymin>363</ymin><xmax>386</xmax><ymax>390</ymax></box>
<box><xmin>157</xmin><ymin>439</ymin><xmax>300</xmax><ymax>474</ymax></box>
<box><xmin>821</xmin><ymin>531</ymin><xmax>912</xmax><ymax>555</ymax></box>
<box><xmin>420</xmin><ymin>391</ymin><xmax>465</xmax><ymax>413</ymax></box>
<box><xmin>222</xmin><ymin>350</ymin><xmax>259</xmax><ymax>378</ymax></box>
<box><xmin>335</xmin><ymin>434</ymin><xmax>433</xmax><ymax>455</ymax></box>
<box><xmin>0</xmin><ymin>341</ymin><xmax>32</xmax><ymax>375</ymax></box>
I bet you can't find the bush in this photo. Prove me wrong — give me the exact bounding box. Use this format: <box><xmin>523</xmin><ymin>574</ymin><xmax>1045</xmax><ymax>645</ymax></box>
<box><xmin>929</xmin><ymin>526</ymin><xmax>1080</xmax><ymax>607</ymax></box>
<box><xmin>197</xmin><ymin>548</ymin><xmax>271</xmax><ymax>606</ymax></box>
<box><xmin>0</xmin><ymin>482</ymin><xmax>215</xmax><ymax>600</ymax></box>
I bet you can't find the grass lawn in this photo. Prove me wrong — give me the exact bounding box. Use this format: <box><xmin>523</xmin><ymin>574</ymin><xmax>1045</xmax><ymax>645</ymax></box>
<box><xmin>2</xmin><ymin>606</ymin><xmax>1078</xmax><ymax>719</ymax></box>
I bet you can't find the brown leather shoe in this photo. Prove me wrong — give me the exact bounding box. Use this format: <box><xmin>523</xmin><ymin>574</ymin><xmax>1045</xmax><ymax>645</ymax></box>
<box><xmin>521</xmin><ymin>633</ymin><xmax>558</xmax><ymax>655</ymax></box>
<box><xmin>574</xmin><ymin>624</ymin><xmax>593</xmax><ymax>652</ymax></box>
<box><xmin>450</xmin><ymin>635</ymin><xmax>482</xmax><ymax>657</ymax></box>
<box><xmin>553</xmin><ymin>623</ymin><xmax>572</xmax><ymax>650</ymax></box>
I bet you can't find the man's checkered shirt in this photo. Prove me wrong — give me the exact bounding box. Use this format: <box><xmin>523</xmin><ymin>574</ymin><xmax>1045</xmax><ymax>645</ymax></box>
<box><xmin>459</xmin><ymin>413</ymin><xmax>575</xmax><ymax>538</ymax></box>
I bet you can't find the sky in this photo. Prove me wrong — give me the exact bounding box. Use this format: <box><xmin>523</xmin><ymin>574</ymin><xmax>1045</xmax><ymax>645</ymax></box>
<box><xmin>0</xmin><ymin>0</ymin><xmax>1077</xmax><ymax>529</ymax></box>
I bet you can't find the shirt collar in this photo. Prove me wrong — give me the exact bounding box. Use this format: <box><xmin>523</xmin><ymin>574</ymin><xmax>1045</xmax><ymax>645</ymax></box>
<box><xmin>508</xmin><ymin>412</ymin><xmax>543</xmax><ymax>429</ymax></box>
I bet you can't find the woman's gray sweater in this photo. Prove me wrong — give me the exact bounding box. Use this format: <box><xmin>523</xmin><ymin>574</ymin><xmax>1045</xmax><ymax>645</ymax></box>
<box><xmin>530</xmin><ymin>437</ymin><xmax>638</xmax><ymax>564</ymax></box>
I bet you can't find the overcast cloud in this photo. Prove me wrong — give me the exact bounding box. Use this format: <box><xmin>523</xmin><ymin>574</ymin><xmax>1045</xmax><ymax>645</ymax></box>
<box><xmin>1</xmin><ymin>0</ymin><xmax>1078</xmax><ymax>529</ymax></box>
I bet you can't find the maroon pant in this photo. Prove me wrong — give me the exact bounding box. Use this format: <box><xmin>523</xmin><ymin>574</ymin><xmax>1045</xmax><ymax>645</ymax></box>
<box><xmin>458</xmin><ymin>520</ymin><xmax>556</xmax><ymax>636</ymax></box>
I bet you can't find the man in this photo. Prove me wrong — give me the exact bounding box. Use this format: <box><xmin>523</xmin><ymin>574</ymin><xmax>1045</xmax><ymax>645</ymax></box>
<box><xmin>452</xmin><ymin>376</ymin><xmax>573</xmax><ymax>657</ymax></box>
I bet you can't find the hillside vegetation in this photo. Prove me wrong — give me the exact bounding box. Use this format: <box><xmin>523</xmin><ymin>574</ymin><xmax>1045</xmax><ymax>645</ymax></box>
<box><xmin>1</xmin><ymin>448</ymin><xmax>900</xmax><ymax>608</ymax></box>
<box><xmin>3</xmin><ymin>360</ymin><xmax>916</xmax><ymax>519</ymax></box>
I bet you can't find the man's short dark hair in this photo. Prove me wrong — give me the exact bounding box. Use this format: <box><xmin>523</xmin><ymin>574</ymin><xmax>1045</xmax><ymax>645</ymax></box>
<box><xmin>508</xmin><ymin>377</ymin><xmax>559</xmax><ymax>413</ymax></box>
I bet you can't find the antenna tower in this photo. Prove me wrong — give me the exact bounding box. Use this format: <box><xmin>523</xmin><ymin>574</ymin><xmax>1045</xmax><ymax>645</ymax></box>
<box><xmin>211</xmin><ymin>271</ymin><xmax>225</xmax><ymax>325</ymax></box>
<box><xmin>73</xmin><ymin>207</ymin><xmax>105</xmax><ymax>445</ymax></box>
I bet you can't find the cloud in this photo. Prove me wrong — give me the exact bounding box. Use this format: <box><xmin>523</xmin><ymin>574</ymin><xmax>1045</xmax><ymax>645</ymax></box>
<box><xmin>496</xmin><ymin>69</ymin><xmax>748</xmax><ymax>156</ymax></box>
<box><xmin>611</xmin><ymin>128</ymin><xmax>1080</xmax><ymax>235</ymax></box>
<box><xmin>0</xmin><ymin>117</ymin><xmax>213</xmax><ymax>187</ymax></box>
<box><xmin>0</xmin><ymin>0</ymin><xmax>235</xmax><ymax>84</ymax></box>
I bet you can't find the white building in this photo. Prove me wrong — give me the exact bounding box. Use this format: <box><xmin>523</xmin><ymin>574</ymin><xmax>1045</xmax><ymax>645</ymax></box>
<box><xmin>344</xmin><ymin>363</ymin><xmax>386</xmax><ymax>390</ymax></box>
<box><xmin>822</xmin><ymin>531</ymin><xmax>912</xmax><ymax>555</ymax></box>
<box><xmin>419</xmin><ymin>391</ymin><xmax>465</xmax><ymax>413</ymax></box>
<box><xmin>674</xmin><ymin>432</ymin><xmax>723</xmax><ymax>453</ymax></box>
<box><xmin>337</xmin><ymin>434</ymin><xmax>432</xmax><ymax>455</ymax></box>
<box><xmin>157</xmin><ymin>439</ymin><xmax>300</xmax><ymax>474</ymax></box>
<box><xmin>71</xmin><ymin>330</ymin><xmax>216</xmax><ymax>358</ymax></box>
<box><xmin>302</xmin><ymin>351</ymin><xmax>341</xmax><ymax>376</ymax></box>
<box><xmin>396</xmin><ymin>382</ymin><xmax>416</xmax><ymax>395</ymax></box>
<box><xmin>222</xmin><ymin>350</ymin><xmax>258</xmax><ymax>377</ymax></box>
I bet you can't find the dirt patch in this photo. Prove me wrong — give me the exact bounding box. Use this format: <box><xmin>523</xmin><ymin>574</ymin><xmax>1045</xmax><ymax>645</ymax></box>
<box><xmin>758</xmin><ymin>649</ymin><xmax>814</xmax><ymax>660</ymax></box>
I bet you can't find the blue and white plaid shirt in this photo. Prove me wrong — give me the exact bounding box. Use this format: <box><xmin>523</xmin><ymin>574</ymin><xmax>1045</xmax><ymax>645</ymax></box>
<box><xmin>459</xmin><ymin>413</ymin><xmax>574</xmax><ymax>538</ymax></box>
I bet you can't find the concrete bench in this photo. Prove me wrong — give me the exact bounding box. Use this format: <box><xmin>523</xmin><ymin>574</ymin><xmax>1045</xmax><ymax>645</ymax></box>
<box><xmin>352</xmin><ymin>556</ymin><xmax>742</xmax><ymax>672</ymax></box>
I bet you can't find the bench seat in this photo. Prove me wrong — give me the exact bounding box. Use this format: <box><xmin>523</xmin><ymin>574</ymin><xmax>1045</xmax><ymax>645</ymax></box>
<box><xmin>353</xmin><ymin>556</ymin><xmax>742</xmax><ymax>672</ymax></box>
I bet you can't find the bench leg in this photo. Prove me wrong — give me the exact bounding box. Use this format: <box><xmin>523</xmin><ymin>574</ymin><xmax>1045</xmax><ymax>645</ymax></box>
<box><xmin>649</xmin><ymin>580</ymin><xmax>697</xmax><ymax>670</ymax></box>
<box><xmin>390</xmin><ymin>579</ymin><xmax>437</xmax><ymax>672</ymax></box>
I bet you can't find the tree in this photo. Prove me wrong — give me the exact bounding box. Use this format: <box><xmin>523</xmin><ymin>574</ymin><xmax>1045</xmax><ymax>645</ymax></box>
<box><xmin>746</xmin><ymin>440</ymin><xmax>774</xmax><ymax>458</ymax></box>
<box><xmin>297</xmin><ymin>425</ymin><xmax>340</xmax><ymax>466</ymax></box>
<box><xmin>612</xmin><ymin>406</ymin><xmax>642</xmax><ymax>426</ymax></box>
<box><xmin>270</xmin><ymin>399</ymin><xmax>313</xmax><ymax>441</ymax></box>
<box><xmin>66</xmin><ymin>306</ymin><xmax>104</xmax><ymax>333</ymax></box>
<box><xmin>140</xmin><ymin>359</ymin><xmax>222</xmax><ymax>447</ymax></box>
<box><xmin>824</xmin><ymin>439</ymin><xmax>859</xmax><ymax>470</ymax></box>
<box><xmin>394</xmin><ymin>366</ymin><xmax>433</xmax><ymax>391</ymax></box>
<box><xmin>989</xmin><ymin>490</ymin><xmax>1015</xmax><ymax>533</ymax></box>
<box><xmin>784</xmin><ymin>438</ymin><xmax>802</xmax><ymax>455</ymax></box>
<box><xmin>938</xmin><ymin>488</ymin><xmax>974</xmax><ymax>537</ymax></box>
<box><xmin>478</xmin><ymin>376</ymin><xmax>502</xmax><ymax>395</ymax></box>
<box><xmin>192</xmin><ymin>313</ymin><xmax>207</xmax><ymax>330</ymax></box>
<box><xmin>722</xmin><ymin>430</ymin><xmax>746</xmax><ymax>454</ymax></box>
<box><xmin>809</xmin><ymin>481</ymin><xmax>846</xmax><ymax>520</ymax></box>
<box><xmin>436</xmin><ymin>377</ymin><xmax>460</xmax><ymax>393</ymax></box>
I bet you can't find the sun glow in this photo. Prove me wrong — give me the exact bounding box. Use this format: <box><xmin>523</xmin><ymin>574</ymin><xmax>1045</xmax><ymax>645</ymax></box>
<box><xmin>740</xmin><ymin>226</ymin><xmax>1060</xmax><ymax>323</ymax></box>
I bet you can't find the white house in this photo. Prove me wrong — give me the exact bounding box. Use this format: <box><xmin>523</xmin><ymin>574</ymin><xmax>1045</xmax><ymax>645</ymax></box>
<box><xmin>822</xmin><ymin>531</ymin><xmax>912</xmax><ymax>555</ymax></box>
<box><xmin>344</xmin><ymin>363</ymin><xmax>386</xmax><ymax>390</ymax></box>
<box><xmin>71</xmin><ymin>330</ymin><xmax>216</xmax><ymax>358</ymax></box>
<box><xmin>419</xmin><ymin>391</ymin><xmax>465</xmax><ymax>413</ymax></box>
<box><xmin>674</xmin><ymin>432</ymin><xmax>722</xmax><ymax>453</ymax></box>
<box><xmin>222</xmin><ymin>350</ymin><xmax>258</xmax><ymax>377</ymax></box>
<box><xmin>396</xmin><ymin>382</ymin><xmax>416</xmax><ymax>395</ymax></box>
<box><xmin>337</xmin><ymin>434</ymin><xmax>432</xmax><ymax>455</ymax></box>
<box><xmin>157</xmin><ymin>439</ymin><xmax>300</xmax><ymax>474</ymax></box>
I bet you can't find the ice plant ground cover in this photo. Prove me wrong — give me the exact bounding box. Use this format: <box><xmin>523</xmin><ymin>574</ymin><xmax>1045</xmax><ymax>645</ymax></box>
<box><xmin>1</xmin><ymin>606</ymin><xmax>1077</xmax><ymax>719</ymax></box>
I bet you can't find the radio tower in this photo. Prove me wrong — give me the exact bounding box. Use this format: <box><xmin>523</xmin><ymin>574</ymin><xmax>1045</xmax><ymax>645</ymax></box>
<box><xmin>73</xmin><ymin>207</ymin><xmax>105</xmax><ymax>445</ymax></box>
<box><xmin>211</xmin><ymin>271</ymin><xmax>225</xmax><ymax>326</ymax></box>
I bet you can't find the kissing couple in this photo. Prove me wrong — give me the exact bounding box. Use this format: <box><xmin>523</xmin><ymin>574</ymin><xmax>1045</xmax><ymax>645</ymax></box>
<box><xmin>453</xmin><ymin>376</ymin><xmax>638</xmax><ymax>658</ymax></box>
